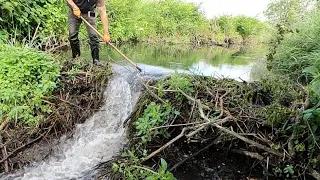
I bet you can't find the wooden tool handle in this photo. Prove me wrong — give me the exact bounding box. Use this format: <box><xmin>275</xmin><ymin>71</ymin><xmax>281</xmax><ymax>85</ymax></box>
<box><xmin>80</xmin><ymin>16</ymin><xmax>141</xmax><ymax>71</ymax></box>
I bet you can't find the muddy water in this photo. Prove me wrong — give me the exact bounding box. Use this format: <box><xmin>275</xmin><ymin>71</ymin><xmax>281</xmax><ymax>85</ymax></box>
<box><xmin>2</xmin><ymin>65</ymin><xmax>142</xmax><ymax>180</ymax></box>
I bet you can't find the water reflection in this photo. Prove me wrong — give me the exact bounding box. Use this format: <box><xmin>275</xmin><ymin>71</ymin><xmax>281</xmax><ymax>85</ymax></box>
<box><xmin>189</xmin><ymin>60</ymin><xmax>252</xmax><ymax>81</ymax></box>
<box><xmin>61</xmin><ymin>43</ymin><xmax>267</xmax><ymax>81</ymax></box>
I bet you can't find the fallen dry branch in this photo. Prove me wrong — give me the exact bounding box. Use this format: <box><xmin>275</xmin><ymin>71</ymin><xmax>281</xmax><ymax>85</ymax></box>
<box><xmin>308</xmin><ymin>166</ymin><xmax>320</xmax><ymax>180</ymax></box>
<box><xmin>149</xmin><ymin>122</ymin><xmax>202</xmax><ymax>131</ymax></box>
<box><xmin>0</xmin><ymin>137</ymin><xmax>8</xmax><ymax>173</ymax></box>
<box><xmin>144</xmin><ymin>128</ymin><xmax>188</xmax><ymax>162</ymax></box>
<box><xmin>186</xmin><ymin>116</ymin><xmax>230</xmax><ymax>138</ymax></box>
<box><xmin>139</xmin><ymin>79</ymin><xmax>165</xmax><ymax>104</ymax></box>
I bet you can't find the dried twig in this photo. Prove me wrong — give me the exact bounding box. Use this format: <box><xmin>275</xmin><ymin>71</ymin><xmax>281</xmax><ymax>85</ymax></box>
<box><xmin>139</xmin><ymin>80</ymin><xmax>165</xmax><ymax>104</ymax></box>
<box><xmin>149</xmin><ymin>122</ymin><xmax>202</xmax><ymax>131</ymax></box>
<box><xmin>308</xmin><ymin>166</ymin><xmax>320</xmax><ymax>180</ymax></box>
<box><xmin>60</xmin><ymin>72</ymin><xmax>92</xmax><ymax>76</ymax></box>
<box><xmin>0</xmin><ymin>118</ymin><xmax>9</xmax><ymax>131</ymax></box>
<box><xmin>144</xmin><ymin>128</ymin><xmax>188</xmax><ymax>162</ymax></box>
<box><xmin>306</xmin><ymin>121</ymin><xmax>320</xmax><ymax>150</ymax></box>
<box><xmin>0</xmin><ymin>136</ymin><xmax>9</xmax><ymax>173</ymax></box>
<box><xmin>59</xmin><ymin>98</ymin><xmax>106</xmax><ymax>111</ymax></box>
<box><xmin>186</xmin><ymin>116</ymin><xmax>230</xmax><ymax>138</ymax></box>
<box><xmin>178</xmin><ymin>90</ymin><xmax>283</xmax><ymax>157</ymax></box>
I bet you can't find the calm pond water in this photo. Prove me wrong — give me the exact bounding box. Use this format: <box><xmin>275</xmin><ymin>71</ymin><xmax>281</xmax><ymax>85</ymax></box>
<box><xmin>62</xmin><ymin>43</ymin><xmax>268</xmax><ymax>81</ymax></box>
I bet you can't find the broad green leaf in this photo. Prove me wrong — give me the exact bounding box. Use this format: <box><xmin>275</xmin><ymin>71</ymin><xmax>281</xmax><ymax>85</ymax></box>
<box><xmin>160</xmin><ymin>158</ymin><xmax>168</xmax><ymax>171</ymax></box>
<box><xmin>303</xmin><ymin>113</ymin><xmax>313</xmax><ymax>121</ymax></box>
<box><xmin>303</xmin><ymin>66</ymin><xmax>319</xmax><ymax>76</ymax></box>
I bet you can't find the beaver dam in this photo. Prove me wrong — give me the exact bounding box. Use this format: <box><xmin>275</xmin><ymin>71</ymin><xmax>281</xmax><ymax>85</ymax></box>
<box><xmin>1</xmin><ymin>60</ymin><xmax>320</xmax><ymax>179</ymax></box>
<box><xmin>97</xmin><ymin>73</ymin><xmax>320</xmax><ymax>180</ymax></box>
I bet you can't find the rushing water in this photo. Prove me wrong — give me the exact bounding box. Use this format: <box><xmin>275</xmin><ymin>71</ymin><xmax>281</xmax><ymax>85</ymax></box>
<box><xmin>3</xmin><ymin>44</ymin><xmax>267</xmax><ymax>179</ymax></box>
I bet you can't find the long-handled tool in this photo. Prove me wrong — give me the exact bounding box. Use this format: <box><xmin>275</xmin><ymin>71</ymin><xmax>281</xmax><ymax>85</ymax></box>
<box><xmin>80</xmin><ymin>16</ymin><xmax>142</xmax><ymax>72</ymax></box>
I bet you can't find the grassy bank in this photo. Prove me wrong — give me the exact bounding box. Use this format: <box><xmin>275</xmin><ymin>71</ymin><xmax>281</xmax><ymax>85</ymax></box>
<box><xmin>265</xmin><ymin>5</ymin><xmax>320</xmax><ymax>179</ymax></box>
<box><xmin>267</xmin><ymin>10</ymin><xmax>320</xmax><ymax>158</ymax></box>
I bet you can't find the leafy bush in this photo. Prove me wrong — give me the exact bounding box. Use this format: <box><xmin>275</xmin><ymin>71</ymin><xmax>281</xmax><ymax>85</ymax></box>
<box><xmin>213</xmin><ymin>15</ymin><xmax>268</xmax><ymax>42</ymax></box>
<box><xmin>135</xmin><ymin>102</ymin><xmax>175</xmax><ymax>144</ymax></box>
<box><xmin>267</xmin><ymin>9</ymin><xmax>320</xmax><ymax>170</ymax></box>
<box><xmin>0</xmin><ymin>0</ymin><xmax>68</xmax><ymax>42</ymax></box>
<box><xmin>0</xmin><ymin>0</ymin><xmax>268</xmax><ymax>44</ymax></box>
<box><xmin>269</xmin><ymin>11</ymin><xmax>320</xmax><ymax>82</ymax></box>
<box><xmin>0</xmin><ymin>44</ymin><xmax>60</xmax><ymax>125</ymax></box>
<box><xmin>105</xmin><ymin>0</ymin><xmax>208</xmax><ymax>41</ymax></box>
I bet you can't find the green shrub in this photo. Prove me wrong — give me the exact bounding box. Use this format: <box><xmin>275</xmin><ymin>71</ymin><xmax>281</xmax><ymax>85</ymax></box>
<box><xmin>0</xmin><ymin>44</ymin><xmax>60</xmax><ymax>126</ymax></box>
<box><xmin>269</xmin><ymin>11</ymin><xmax>320</xmax><ymax>82</ymax></box>
<box><xmin>0</xmin><ymin>0</ymin><xmax>68</xmax><ymax>42</ymax></box>
<box><xmin>135</xmin><ymin>102</ymin><xmax>175</xmax><ymax>144</ymax></box>
<box><xmin>105</xmin><ymin>0</ymin><xmax>208</xmax><ymax>41</ymax></box>
<box><xmin>0</xmin><ymin>0</ymin><xmax>268</xmax><ymax>43</ymax></box>
<box><xmin>212</xmin><ymin>15</ymin><xmax>268</xmax><ymax>41</ymax></box>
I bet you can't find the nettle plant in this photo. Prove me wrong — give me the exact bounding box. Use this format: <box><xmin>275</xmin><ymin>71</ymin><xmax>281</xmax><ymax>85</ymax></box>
<box><xmin>0</xmin><ymin>44</ymin><xmax>60</xmax><ymax>126</ymax></box>
<box><xmin>135</xmin><ymin>102</ymin><xmax>175</xmax><ymax>144</ymax></box>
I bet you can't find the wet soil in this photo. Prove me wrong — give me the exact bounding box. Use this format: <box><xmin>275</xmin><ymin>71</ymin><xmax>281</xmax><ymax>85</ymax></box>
<box><xmin>173</xmin><ymin>147</ymin><xmax>264</xmax><ymax>180</ymax></box>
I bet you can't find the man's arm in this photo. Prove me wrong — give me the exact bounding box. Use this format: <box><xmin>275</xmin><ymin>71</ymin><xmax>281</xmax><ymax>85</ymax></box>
<box><xmin>98</xmin><ymin>5</ymin><xmax>110</xmax><ymax>42</ymax></box>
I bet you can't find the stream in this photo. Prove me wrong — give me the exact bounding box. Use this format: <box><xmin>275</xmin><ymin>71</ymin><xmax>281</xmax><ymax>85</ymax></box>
<box><xmin>2</xmin><ymin>44</ymin><xmax>267</xmax><ymax>179</ymax></box>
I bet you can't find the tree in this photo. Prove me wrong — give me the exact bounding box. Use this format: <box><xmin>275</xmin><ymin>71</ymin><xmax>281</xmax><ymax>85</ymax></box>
<box><xmin>264</xmin><ymin>0</ymin><xmax>316</xmax><ymax>30</ymax></box>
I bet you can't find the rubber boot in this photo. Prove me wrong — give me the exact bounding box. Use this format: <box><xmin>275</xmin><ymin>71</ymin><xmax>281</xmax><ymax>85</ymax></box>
<box><xmin>70</xmin><ymin>40</ymin><xmax>81</xmax><ymax>59</ymax></box>
<box><xmin>92</xmin><ymin>48</ymin><xmax>104</xmax><ymax>67</ymax></box>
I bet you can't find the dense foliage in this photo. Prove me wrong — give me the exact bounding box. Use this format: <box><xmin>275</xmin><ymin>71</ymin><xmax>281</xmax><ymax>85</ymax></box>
<box><xmin>0</xmin><ymin>0</ymin><xmax>268</xmax><ymax>44</ymax></box>
<box><xmin>105</xmin><ymin>0</ymin><xmax>208</xmax><ymax>42</ymax></box>
<box><xmin>0</xmin><ymin>0</ymin><xmax>68</xmax><ymax>42</ymax></box>
<box><xmin>211</xmin><ymin>15</ymin><xmax>269</xmax><ymax>42</ymax></box>
<box><xmin>268</xmin><ymin>11</ymin><xmax>320</xmax><ymax>82</ymax></box>
<box><xmin>264</xmin><ymin>0</ymin><xmax>317</xmax><ymax>30</ymax></box>
<box><xmin>266</xmin><ymin>1</ymin><xmax>320</xmax><ymax>175</ymax></box>
<box><xmin>0</xmin><ymin>44</ymin><xmax>60</xmax><ymax>126</ymax></box>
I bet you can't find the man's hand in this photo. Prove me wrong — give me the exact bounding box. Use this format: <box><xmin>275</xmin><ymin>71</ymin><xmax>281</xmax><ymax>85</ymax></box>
<box><xmin>103</xmin><ymin>33</ymin><xmax>111</xmax><ymax>43</ymax></box>
<box><xmin>73</xmin><ymin>8</ymin><xmax>81</xmax><ymax>18</ymax></box>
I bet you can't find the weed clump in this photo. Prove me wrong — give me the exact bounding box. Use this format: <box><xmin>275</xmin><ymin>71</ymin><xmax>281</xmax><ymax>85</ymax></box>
<box><xmin>0</xmin><ymin>44</ymin><xmax>60</xmax><ymax>126</ymax></box>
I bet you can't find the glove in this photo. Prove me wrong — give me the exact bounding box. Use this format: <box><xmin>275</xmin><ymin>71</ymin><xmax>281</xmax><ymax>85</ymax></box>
<box><xmin>73</xmin><ymin>8</ymin><xmax>81</xmax><ymax>18</ymax></box>
<box><xmin>103</xmin><ymin>33</ymin><xmax>111</xmax><ymax>43</ymax></box>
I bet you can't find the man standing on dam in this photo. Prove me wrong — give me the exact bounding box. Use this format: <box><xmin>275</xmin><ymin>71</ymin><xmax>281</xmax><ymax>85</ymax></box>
<box><xmin>66</xmin><ymin>0</ymin><xmax>111</xmax><ymax>66</ymax></box>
